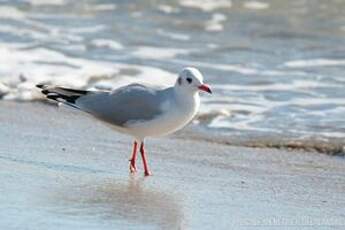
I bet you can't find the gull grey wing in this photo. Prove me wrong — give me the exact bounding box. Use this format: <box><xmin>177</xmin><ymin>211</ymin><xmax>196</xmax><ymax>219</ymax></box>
<box><xmin>75</xmin><ymin>84</ymin><xmax>169</xmax><ymax>127</ymax></box>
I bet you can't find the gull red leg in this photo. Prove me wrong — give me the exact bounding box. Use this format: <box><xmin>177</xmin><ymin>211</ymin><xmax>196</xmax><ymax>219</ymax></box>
<box><xmin>129</xmin><ymin>141</ymin><xmax>138</xmax><ymax>173</ymax></box>
<box><xmin>140</xmin><ymin>142</ymin><xmax>152</xmax><ymax>176</ymax></box>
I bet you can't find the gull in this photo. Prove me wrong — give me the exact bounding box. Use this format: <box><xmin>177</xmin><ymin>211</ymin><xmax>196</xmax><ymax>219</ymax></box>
<box><xmin>37</xmin><ymin>67</ymin><xmax>212</xmax><ymax>176</ymax></box>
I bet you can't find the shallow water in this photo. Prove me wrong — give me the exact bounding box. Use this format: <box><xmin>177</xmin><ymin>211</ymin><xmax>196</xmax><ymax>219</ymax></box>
<box><xmin>1</xmin><ymin>0</ymin><xmax>345</xmax><ymax>152</ymax></box>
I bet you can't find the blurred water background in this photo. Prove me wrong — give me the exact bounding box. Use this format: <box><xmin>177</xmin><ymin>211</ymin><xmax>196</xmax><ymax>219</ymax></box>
<box><xmin>1</xmin><ymin>0</ymin><xmax>345</xmax><ymax>154</ymax></box>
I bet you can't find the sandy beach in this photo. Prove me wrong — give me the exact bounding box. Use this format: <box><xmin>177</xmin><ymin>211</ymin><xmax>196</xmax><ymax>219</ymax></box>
<box><xmin>0</xmin><ymin>101</ymin><xmax>344</xmax><ymax>229</ymax></box>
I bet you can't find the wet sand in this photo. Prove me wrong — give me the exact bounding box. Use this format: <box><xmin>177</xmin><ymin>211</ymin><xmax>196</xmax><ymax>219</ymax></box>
<box><xmin>0</xmin><ymin>101</ymin><xmax>344</xmax><ymax>229</ymax></box>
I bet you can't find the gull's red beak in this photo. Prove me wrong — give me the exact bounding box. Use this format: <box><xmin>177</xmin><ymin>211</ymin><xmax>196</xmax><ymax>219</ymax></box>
<box><xmin>198</xmin><ymin>84</ymin><xmax>212</xmax><ymax>94</ymax></box>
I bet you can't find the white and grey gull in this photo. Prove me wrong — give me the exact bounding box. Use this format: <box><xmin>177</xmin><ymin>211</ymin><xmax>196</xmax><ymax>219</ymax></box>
<box><xmin>37</xmin><ymin>67</ymin><xmax>212</xmax><ymax>176</ymax></box>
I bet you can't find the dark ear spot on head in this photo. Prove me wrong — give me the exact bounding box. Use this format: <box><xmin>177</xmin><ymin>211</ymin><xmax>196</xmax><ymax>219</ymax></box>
<box><xmin>178</xmin><ymin>77</ymin><xmax>182</xmax><ymax>85</ymax></box>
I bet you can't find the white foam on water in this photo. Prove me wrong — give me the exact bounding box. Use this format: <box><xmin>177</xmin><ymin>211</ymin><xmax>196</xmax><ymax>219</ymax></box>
<box><xmin>157</xmin><ymin>29</ymin><xmax>190</xmax><ymax>41</ymax></box>
<box><xmin>0</xmin><ymin>36</ymin><xmax>179</xmax><ymax>108</ymax></box>
<box><xmin>157</xmin><ymin>4</ymin><xmax>180</xmax><ymax>14</ymax></box>
<box><xmin>243</xmin><ymin>1</ymin><xmax>270</xmax><ymax>10</ymax></box>
<box><xmin>213</xmin><ymin>80</ymin><xmax>340</xmax><ymax>92</ymax></box>
<box><xmin>198</xmin><ymin>95</ymin><xmax>270</xmax><ymax>129</ymax></box>
<box><xmin>284</xmin><ymin>58</ymin><xmax>345</xmax><ymax>68</ymax></box>
<box><xmin>82</xmin><ymin>4</ymin><xmax>117</xmax><ymax>13</ymax></box>
<box><xmin>91</xmin><ymin>4</ymin><xmax>117</xmax><ymax>11</ymax></box>
<box><xmin>171</xmin><ymin>59</ymin><xmax>258</xmax><ymax>75</ymax></box>
<box><xmin>0</xmin><ymin>82</ymin><xmax>10</xmax><ymax>97</ymax></box>
<box><xmin>0</xmin><ymin>6</ymin><xmax>26</xmax><ymax>19</ymax></box>
<box><xmin>200</xmin><ymin>78</ymin><xmax>345</xmax><ymax>135</ymax></box>
<box><xmin>0</xmin><ymin>24</ymin><xmax>47</xmax><ymax>41</ymax></box>
<box><xmin>90</xmin><ymin>39</ymin><xmax>124</xmax><ymax>50</ymax></box>
<box><xmin>62</xmin><ymin>44</ymin><xmax>87</xmax><ymax>52</ymax></box>
<box><xmin>0</xmin><ymin>43</ymin><xmax>176</xmax><ymax>101</ymax></box>
<box><xmin>1</xmin><ymin>24</ymin><xmax>83</xmax><ymax>45</ymax></box>
<box><xmin>132</xmin><ymin>46</ymin><xmax>190</xmax><ymax>59</ymax></box>
<box><xmin>68</xmin><ymin>25</ymin><xmax>107</xmax><ymax>34</ymax></box>
<box><xmin>0</xmin><ymin>17</ymin><xmax>85</xmax><ymax>44</ymax></box>
<box><xmin>179</xmin><ymin>0</ymin><xmax>232</xmax><ymax>12</ymax></box>
<box><xmin>315</xmin><ymin>132</ymin><xmax>345</xmax><ymax>138</ymax></box>
<box><xmin>101</xmin><ymin>64</ymin><xmax>177</xmax><ymax>90</ymax></box>
<box><xmin>290</xmin><ymin>98</ymin><xmax>345</xmax><ymax>106</ymax></box>
<box><xmin>207</xmin><ymin>43</ymin><xmax>219</xmax><ymax>48</ymax></box>
<box><xmin>171</xmin><ymin>59</ymin><xmax>308</xmax><ymax>76</ymax></box>
<box><xmin>206</xmin><ymin>102</ymin><xmax>267</xmax><ymax>114</ymax></box>
<box><xmin>23</xmin><ymin>0</ymin><xmax>66</xmax><ymax>6</ymax></box>
<box><xmin>205</xmin><ymin>13</ymin><xmax>227</xmax><ymax>32</ymax></box>
<box><xmin>198</xmin><ymin>108</ymin><xmax>231</xmax><ymax>117</ymax></box>
<box><xmin>208</xmin><ymin>112</ymin><xmax>275</xmax><ymax>132</ymax></box>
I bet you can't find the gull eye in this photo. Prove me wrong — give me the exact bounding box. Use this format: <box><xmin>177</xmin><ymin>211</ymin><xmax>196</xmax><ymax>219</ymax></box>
<box><xmin>186</xmin><ymin>77</ymin><xmax>192</xmax><ymax>84</ymax></box>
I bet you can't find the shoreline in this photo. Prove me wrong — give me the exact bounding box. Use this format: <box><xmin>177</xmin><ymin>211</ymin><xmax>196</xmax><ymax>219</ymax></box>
<box><xmin>0</xmin><ymin>101</ymin><xmax>344</xmax><ymax>229</ymax></box>
<box><xmin>175</xmin><ymin>128</ymin><xmax>345</xmax><ymax>156</ymax></box>
<box><xmin>5</xmin><ymin>100</ymin><xmax>345</xmax><ymax>156</ymax></box>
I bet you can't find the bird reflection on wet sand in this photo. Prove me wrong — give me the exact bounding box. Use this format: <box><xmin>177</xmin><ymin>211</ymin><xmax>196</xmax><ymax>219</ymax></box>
<box><xmin>53</xmin><ymin>176</ymin><xmax>184</xmax><ymax>229</ymax></box>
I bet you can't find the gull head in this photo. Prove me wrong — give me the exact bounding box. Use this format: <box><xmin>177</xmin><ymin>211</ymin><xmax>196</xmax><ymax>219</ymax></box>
<box><xmin>175</xmin><ymin>67</ymin><xmax>212</xmax><ymax>95</ymax></box>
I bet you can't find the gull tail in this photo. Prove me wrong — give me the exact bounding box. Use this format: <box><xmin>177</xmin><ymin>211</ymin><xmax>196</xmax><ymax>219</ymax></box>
<box><xmin>36</xmin><ymin>84</ymin><xmax>91</xmax><ymax>108</ymax></box>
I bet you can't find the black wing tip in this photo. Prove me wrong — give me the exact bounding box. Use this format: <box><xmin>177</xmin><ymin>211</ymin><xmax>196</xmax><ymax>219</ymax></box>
<box><xmin>36</xmin><ymin>84</ymin><xmax>46</xmax><ymax>89</ymax></box>
<box><xmin>41</xmin><ymin>89</ymin><xmax>49</xmax><ymax>95</ymax></box>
